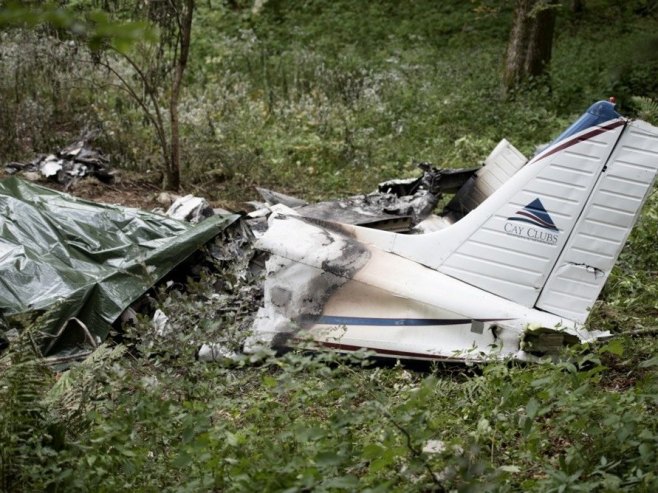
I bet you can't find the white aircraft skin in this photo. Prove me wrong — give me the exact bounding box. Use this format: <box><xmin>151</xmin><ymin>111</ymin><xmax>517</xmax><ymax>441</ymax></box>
<box><xmin>248</xmin><ymin>102</ymin><xmax>658</xmax><ymax>362</ymax></box>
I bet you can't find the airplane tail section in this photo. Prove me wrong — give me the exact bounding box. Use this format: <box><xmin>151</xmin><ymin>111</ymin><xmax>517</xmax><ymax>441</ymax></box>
<box><xmin>248</xmin><ymin>100</ymin><xmax>658</xmax><ymax>361</ymax></box>
<box><xmin>352</xmin><ymin>101</ymin><xmax>658</xmax><ymax>323</ymax></box>
<box><xmin>535</xmin><ymin>119</ymin><xmax>658</xmax><ymax>322</ymax></box>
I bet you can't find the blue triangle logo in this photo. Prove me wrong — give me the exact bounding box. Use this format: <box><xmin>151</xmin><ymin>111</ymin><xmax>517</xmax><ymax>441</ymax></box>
<box><xmin>508</xmin><ymin>199</ymin><xmax>558</xmax><ymax>231</ymax></box>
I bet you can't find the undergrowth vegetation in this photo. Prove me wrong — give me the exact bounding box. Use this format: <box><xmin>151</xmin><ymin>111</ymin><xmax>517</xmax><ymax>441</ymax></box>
<box><xmin>1</xmin><ymin>1</ymin><xmax>657</xmax><ymax>200</ymax></box>
<box><xmin>1</xmin><ymin>295</ymin><xmax>657</xmax><ymax>491</ymax></box>
<box><xmin>2</xmin><ymin>1</ymin><xmax>658</xmax><ymax>492</ymax></box>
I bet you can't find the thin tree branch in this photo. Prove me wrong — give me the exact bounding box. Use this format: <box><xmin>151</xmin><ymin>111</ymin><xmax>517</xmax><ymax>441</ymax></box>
<box><xmin>96</xmin><ymin>57</ymin><xmax>169</xmax><ymax>165</ymax></box>
<box><xmin>168</xmin><ymin>0</ymin><xmax>184</xmax><ymax>33</ymax></box>
<box><xmin>108</xmin><ymin>47</ymin><xmax>169</xmax><ymax>155</ymax></box>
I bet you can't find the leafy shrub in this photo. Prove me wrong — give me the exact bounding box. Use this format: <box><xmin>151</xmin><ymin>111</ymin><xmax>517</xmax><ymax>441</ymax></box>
<box><xmin>0</xmin><ymin>30</ymin><xmax>99</xmax><ymax>160</ymax></box>
<box><xmin>2</xmin><ymin>2</ymin><xmax>658</xmax><ymax>491</ymax></box>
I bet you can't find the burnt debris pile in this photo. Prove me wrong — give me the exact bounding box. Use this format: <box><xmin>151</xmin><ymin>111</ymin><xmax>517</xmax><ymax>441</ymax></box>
<box><xmin>5</xmin><ymin>140</ymin><xmax>114</xmax><ymax>187</ymax></box>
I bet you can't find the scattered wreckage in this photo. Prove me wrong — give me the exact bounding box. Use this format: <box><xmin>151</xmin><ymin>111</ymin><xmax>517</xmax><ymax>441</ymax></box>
<box><xmin>246</xmin><ymin>100</ymin><xmax>658</xmax><ymax>362</ymax></box>
<box><xmin>1</xmin><ymin>100</ymin><xmax>658</xmax><ymax>364</ymax></box>
<box><xmin>5</xmin><ymin>139</ymin><xmax>114</xmax><ymax>187</ymax></box>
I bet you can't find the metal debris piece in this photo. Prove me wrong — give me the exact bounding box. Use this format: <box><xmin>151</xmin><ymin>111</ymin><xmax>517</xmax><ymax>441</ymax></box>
<box><xmin>166</xmin><ymin>194</ymin><xmax>214</xmax><ymax>223</ymax></box>
<box><xmin>157</xmin><ymin>191</ymin><xmax>181</xmax><ymax>207</ymax></box>
<box><xmin>5</xmin><ymin>140</ymin><xmax>114</xmax><ymax>186</ymax></box>
<box><xmin>196</xmin><ymin>343</ymin><xmax>239</xmax><ymax>362</ymax></box>
<box><xmin>256</xmin><ymin>187</ymin><xmax>308</xmax><ymax>208</ymax></box>
<box><xmin>152</xmin><ymin>309</ymin><xmax>171</xmax><ymax>337</ymax></box>
<box><xmin>295</xmin><ymin>165</ymin><xmax>477</xmax><ymax>232</ymax></box>
<box><xmin>378</xmin><ymin>164</ymin><xmax>477</xmax><ymax>196</ymax></box>
<box><xmin>40</xmin><ymin>155</ymin><xmax>64</xmax><ymax>178</ymax></box>
<box><xmin>295</xmin><ymin>193</ymin><xmax>414</xmax><ymax>232</ymax></box>
<box><xmin>445</xmin><ymin>139</ymin><xmax>527</xmax><ymax>220</ymax></box>
<box><xmin>247</xmin><ymin>207</ymin><xmax>271</xmax><ymax>219</ymax></box>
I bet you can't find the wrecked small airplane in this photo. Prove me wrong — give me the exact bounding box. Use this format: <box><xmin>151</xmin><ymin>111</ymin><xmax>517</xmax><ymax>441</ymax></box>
<box><xmin>2</xmin><ymin>100</ymin><xmax>657</xmax><ymax>365</ymax></box>
<box><xmin>246</xmin><ymin>100</ymin><xmax>658</xmax><ymax>362</ymax></box>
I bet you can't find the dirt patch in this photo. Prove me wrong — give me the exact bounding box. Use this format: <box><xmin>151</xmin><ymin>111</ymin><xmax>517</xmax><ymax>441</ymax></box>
<box><xmin>1</xmin><ymin>170</ymin><xmax>160</xmax><ymax>210</ymax></box>
<box><xmin>56</xmin><ymin>175</ymin><xmax>162</xmax><ymax>209</ymax></box>
<box><xmin>1</xmin><ymin>169</ymin><xmax>247</xmax><ymax>212</ymax></box>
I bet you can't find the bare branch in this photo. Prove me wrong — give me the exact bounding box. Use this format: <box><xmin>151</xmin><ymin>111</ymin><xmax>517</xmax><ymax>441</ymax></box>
<box><xmin>108</xmin><ymin>47</ymin><xmax>170</xmax><ymax>157</ymax></box>
<box><xmin>95</xmin><ymin>56</ymin><xmax>169</xmax><ymax>165</ymax></box>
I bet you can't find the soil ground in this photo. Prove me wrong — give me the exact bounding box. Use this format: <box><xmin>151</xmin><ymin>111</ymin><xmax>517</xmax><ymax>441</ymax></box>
<box><xmin>0</xmin><ymin>169</ymin><xmax>244</xmax><ymax>212</ymax></box>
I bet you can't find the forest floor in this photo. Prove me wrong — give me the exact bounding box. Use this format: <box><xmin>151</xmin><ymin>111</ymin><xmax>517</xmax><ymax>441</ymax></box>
<box><xmin>1</xmin><ymin>1</ymin><xmax>658</xmax><ymax>492</ymax></box>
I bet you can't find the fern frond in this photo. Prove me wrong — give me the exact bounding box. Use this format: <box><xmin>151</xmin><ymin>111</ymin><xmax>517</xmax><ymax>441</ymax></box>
<box><xmin>631</xmin><ymin>96</ymin><xmax>658</xmax><ymax>124</ymax></box>
<box><xmin>44</xmin><ymin>343</ymin><xmax>126</xmax><ymax>423</ymax></box>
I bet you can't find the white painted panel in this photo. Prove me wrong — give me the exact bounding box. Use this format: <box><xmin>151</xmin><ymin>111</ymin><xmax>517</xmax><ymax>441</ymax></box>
<box><xmin>596</xmin><ymin>190</ymin><xmax>642</xmax><ymax>213</ymax></box>
<box><xmin>449</xmin><ymin>139</ymin><xmax>527</xmax><ymax>213</ymax></box>
<box><xmin>587</xmin><ymin>204</ymin><xmax>635</xmax><ymax>227</ymax></box>
<box><xmin>537</xmin><ymin>120</ymin><xmax>658</xmax><ymax>322</ymax></box>
<box><xmin>601</xmin><ymin>175</ymin><xmax>652</xmax><ymax>197</ymax></box>
<box><xmin>439</xmin><ymin>265</ymin><xmax>539</xmax><ymax>305</ymax></box>
<box><xmin>578</xmin><ymin>219</ymin><xmax>628</xmax><ymax>243</ymax></box>
<box><xmin>440</xmin><ymin>124</ymin><xmax>624</xmax><ymax>307</ymax></box>
<box><xmin>453</xmin><ymin>240</ymin><xmax>549</xmax><ymax>270</ymax></box>
<box><xmin>570</xmin><ymin>237</ymin><xmax>618</xmax><ymax>260</ymax></box>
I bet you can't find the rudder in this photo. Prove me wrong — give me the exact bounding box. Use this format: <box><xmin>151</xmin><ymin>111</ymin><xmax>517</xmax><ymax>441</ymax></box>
<box><xmin>435</xmin><ymin>101</ymin><xmax>628</xmax><ymax>310</ymax></box>
<box><xmin>535</xmin><ymin>119</ymin><xmax>658</xmax><ymax>322</ymax></box>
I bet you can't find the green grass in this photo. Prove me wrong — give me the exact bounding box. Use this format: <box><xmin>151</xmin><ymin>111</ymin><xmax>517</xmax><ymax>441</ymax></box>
<box><xmin>1</xmin><ymin>1</ymin><xmax>658</xmax><ymax>491</ymax></box>
<box><xmin>5</xmin><ymin>1</ymin><xmax>655</xmax><ymax>202</ymax></box>
<box><xmin>167</xmin><ymin>0</ymin><xmax>658</xmax><ymax>202</ymax></box>
<box><xmin>2</xmin><ymin>303</ymin><xmax>657</xmax><ymax>491</ymax></box>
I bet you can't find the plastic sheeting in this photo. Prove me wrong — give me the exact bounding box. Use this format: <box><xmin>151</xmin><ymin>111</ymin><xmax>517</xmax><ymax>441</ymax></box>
<box><xmin>0</xmin><ymin>177</ymin><xmax>239</xmax><ymax>356</ymax></box>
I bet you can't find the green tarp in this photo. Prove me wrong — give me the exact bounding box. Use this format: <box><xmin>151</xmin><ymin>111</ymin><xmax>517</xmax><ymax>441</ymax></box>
<box><xmin>0</xmin><ymin>177</ymin><xmax>239</xmax><ymax>356</ymax></box>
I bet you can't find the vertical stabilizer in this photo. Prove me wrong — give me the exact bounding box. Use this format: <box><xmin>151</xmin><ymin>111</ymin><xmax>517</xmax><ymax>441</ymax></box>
<box><xmin>432</xmin><ymin>101</ymin><xmax>628</xmax><ymax>308</ymax></box>
<box><xmin>535</xmin><ymin>120</ymin><xmax>658</xmax><ymax>322</ymax></box>
<box><xmin>438</xmin><ymin>114</ymin><xmax>625</xmax><ymax>306</ymax></box>
<box><xmin>350</xmin><ymin>102</ymin><xmax>628</xmax><ymax>313</ymax></box>
<box><xmin>345</xmin><ymin>102</ymin><xmax>657</xmax><ymax>324</ymax></box>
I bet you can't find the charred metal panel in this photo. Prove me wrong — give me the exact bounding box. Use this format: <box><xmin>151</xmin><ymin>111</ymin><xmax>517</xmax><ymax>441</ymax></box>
<box><xmin>246</xmin><ymin>214</ymin><xmax>371</xmax><ymax>350</ymax></box>
<box><xmin>295</xmin><ymin>165</ymin><xmax>478</xmax><ymax>232</ymax></box>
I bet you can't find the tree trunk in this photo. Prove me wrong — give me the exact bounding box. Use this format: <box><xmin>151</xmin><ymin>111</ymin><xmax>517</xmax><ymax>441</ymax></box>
<box><xmin>503</xmin><ymin>0</ymin><xmax>559</xmax><ymax>94</ymax></box>
<box><xmin>165</xmin><ymin>0</ymin><xmax>195</xmax><ymax>191</ymax></box>
<box><xmin>571</xmin><ymin>0</ymin><xmax>584</xmax><ymax>14</ymax></box>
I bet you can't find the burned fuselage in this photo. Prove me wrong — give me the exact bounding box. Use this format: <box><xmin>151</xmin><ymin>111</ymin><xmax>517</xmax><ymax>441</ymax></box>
<box><xmin>246</xmin><ymin>101</ymin><xmax>658</xmax><ymax>362</ymax></box>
